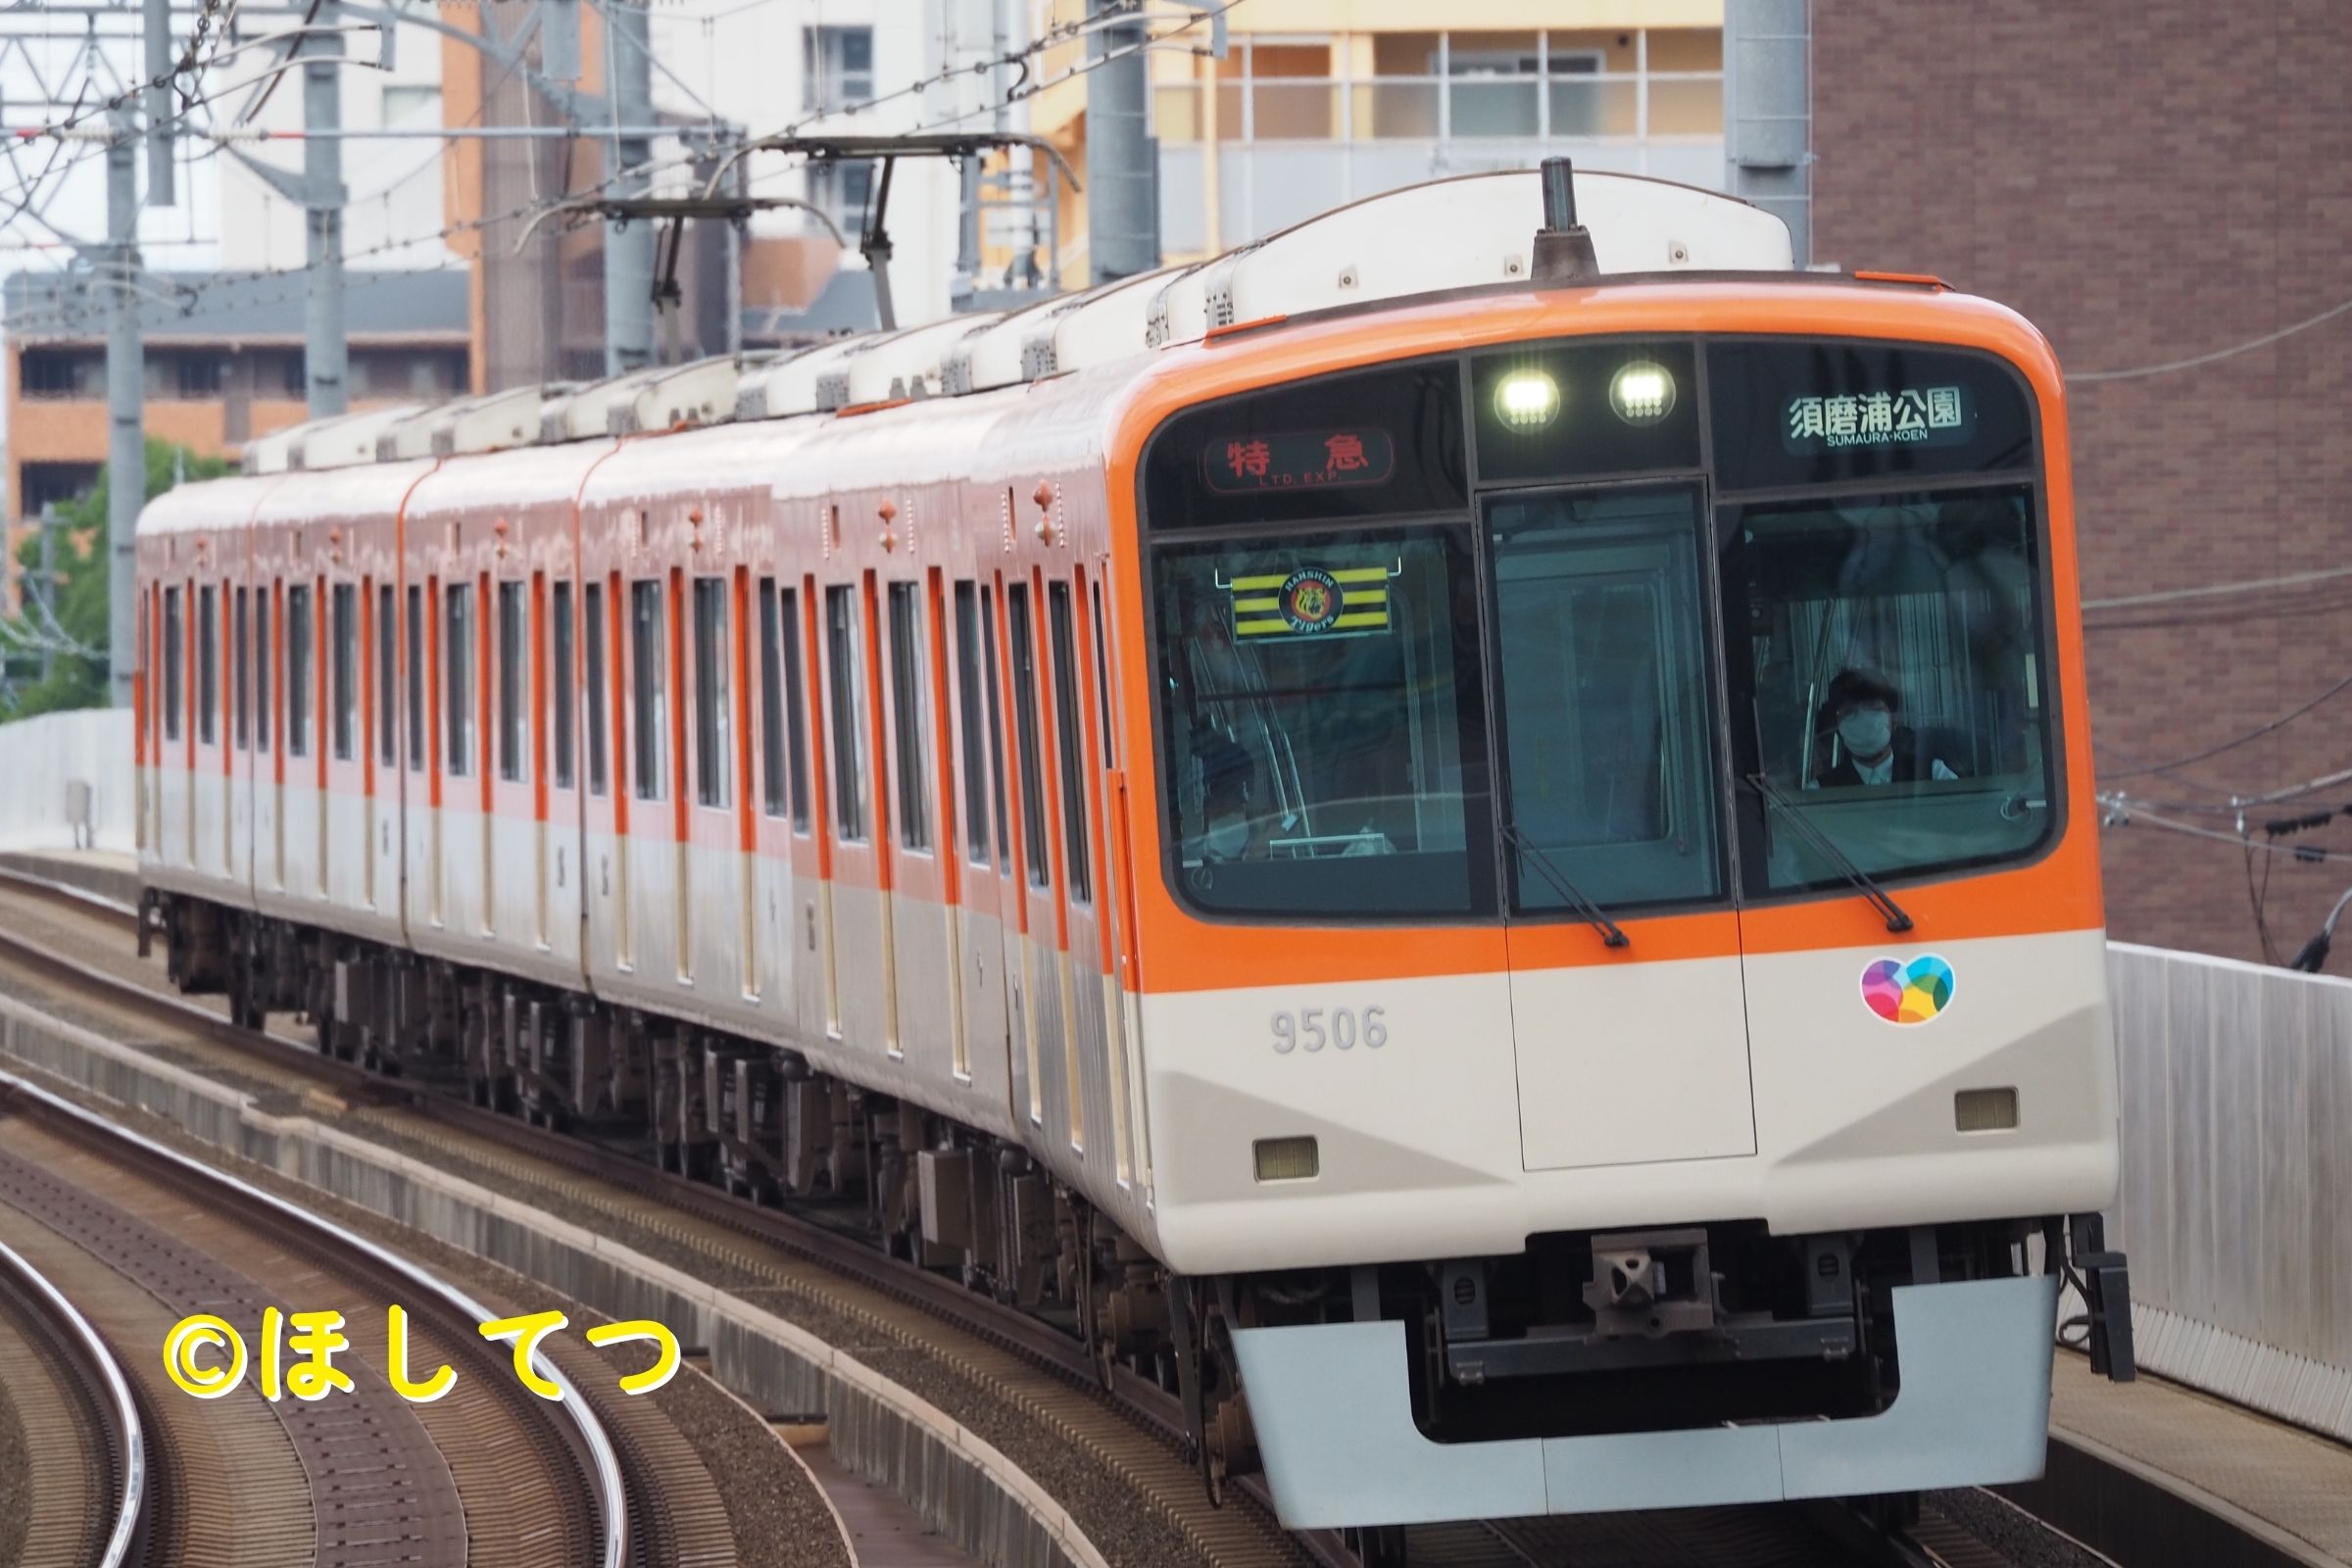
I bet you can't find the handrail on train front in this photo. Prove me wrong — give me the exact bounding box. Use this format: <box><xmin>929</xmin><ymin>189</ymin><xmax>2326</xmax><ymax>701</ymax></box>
<box><xmin>0</xmin><ymin>1230</ymin><xmax>148</xmax><ymax>1568</ymax></box>
<box><xmin>0</xmin><ymin>1070</ymin><xmax>631</xmax><ymax>1568</ymax></box>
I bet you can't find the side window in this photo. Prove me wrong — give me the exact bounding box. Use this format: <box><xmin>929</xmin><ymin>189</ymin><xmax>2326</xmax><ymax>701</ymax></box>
<box><xmin>759</xmin><ymin>577</ymin><xmax>787</xmax><ymax>819</ymax></box>
<box><xmin>824</xmin><ymin>583</ymin><xmax>866</xmax><ymax>841</ymax></box>
<box><xmin>981</xmin><ymin>583</ymin><xmax>1009</xmax><ymax>869</ymax></box>
<box><xmin>443</xmin><ymin>580</ymin><xmax>473</xmax><ymax>776</ymax></box>
<box><xmin>1006</xmin><ymin>583</ymin><xmax>1050</xmax><ymax>888</ymax></box>
<box><xmin>779</xmin><ymin>586</ymin><xmax>811</xmax><ymax>832</ymax></box>
<box><xmin>286</xmin><ymin>582</ymin><xmax>314</xmax><ymax>758</ymax></box>
<box><xmin>1091</xmin><ymin>579</ymin><xmax>1116</xmax><ymax>764</ymax></box>
<box><xmin>232</xmin><ymin>586</ymin><xmax>250</xmax><ymax>750</ymax></box>
<box><xmin>376</xmin><ymin>583</ymin><xmax>396</xmax><ymax>766</ymax></box>
<box><xmin>330</xmin><ymin>581</ymin><xmax>357</xmax><ymax>761</ymax></box>
<box><xmin>552</xmin><ymin>581</ymin><xmax>575</xmax><ymax>790</ymax></box>
<box><xmin>405</xmin><ymin>585</ymin><xmax>423</xmax><ymax>771</ymax></box>
<box><xmin>630</xmin><ymin>579</ymin><xmax>666</xmax><ymax>801</ymax></box>
<box><xmin>163</xmin><ymin>586</ymin><xmax>182</xmax><ymax>742</ymax></box>
<box><xmin>584</xmin><ymin>580</ymin><xmax>609</xmax><ymax>797</ymax></box>
<box><xmin>497</xmin><ymin>578</ymin><xmax>527</xmax><ymax>783</ymax></box>
<box><xmin>886</xmin><ymin>581</ymin><xmax>931</xmax><ymax>851</ymax></box>
<box><xmin>691</xmin><ymin>575</ymin><xmax>731</xmax><ymax>809</ymax></box>
<box><xmin>1047</xmin><ymin>581</ymin><xmax>1092</xmax><ymax>903</ymax></box>
<box><xmin>255</xmin><ymin>588</ymin><xmax>270</xmax><ymax>752</ymax></box>
<box><xmin>197</xmin><ymin>584</ymin><xmax>219</xmax><ymax>746</ymax></box>
<box><xmin>953</xmin><ymin>582</ymin><xmax>991</xmax><ymax>867</ymax></box>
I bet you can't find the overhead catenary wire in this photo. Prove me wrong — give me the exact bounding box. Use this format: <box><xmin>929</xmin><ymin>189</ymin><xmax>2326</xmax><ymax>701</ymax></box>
<box><xmin>2067</xmin><ymin>291</ymin><xmax>2352</xmax><ymax>383</ymax></box>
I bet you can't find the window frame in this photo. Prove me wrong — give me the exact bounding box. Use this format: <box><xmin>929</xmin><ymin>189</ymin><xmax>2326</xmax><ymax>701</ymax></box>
<box><xmin>886</xmin><ymin>580</ymin><xmax>933</xmax><ymax>852</ymax></box>
<box><xmin>286</xmin><ymin>581</ymin><xmax>315</xmax><ymax>759</ymax></box>
<box><xmin>497</xmin><ymin>577</ymin><xmax>528</xmax><ymax>784</ymax></box>
<box><xmin>691</xmin><ymin>574</ymin><xmax>733</xmax><ymax>810</ymax></box>
<box><xmin>953</xmin><ymin>581</ymin><xmax>993</xmax><ymax>868</ymax></box>
<box><xmin>630</xmin><ymin>578</ymin><xmax>666</xmax><ymax>802</ymax></box>
<box><xmin>197</xmin><ymin>583</ymin><xmax>219</xmax><ymax>747</ymax></box>
<box><xmin>442</xmin><ymin>579</ymin><xmax>473</xmax><ymax>777</ymax></box>
<box><xmin>376</xmin><ymin>582</ymin><xmax>397</xmax><ymax>767</ymax></box>
<box><xmin>552</xmin><ymin>580</ymin><xmax>576</xmax><ymax>791</ymax></box>
<box><xmin>823</xmin><ymin>583</ymin><xmax>867</xmax><ymax>842</ymax></box>
<box><xmin>585</xmin><ymin>579</ymin><xmax>610</xmax><ymax>797</ymax></box>
<box><xmin>1047</xmin><ymin>580</ymin><xmax>1092</xmax><ymax>904</ymax></box>
<box><xmin>233</xmin><ymin>585</ymin><xmax>250</xmax><ymax>751</ymax></box>
<box><xmin>779</xmin><ymin>585</ymin><xmax>812</xmax><ymax>833</ymax></box>
<box><xmin>255</xmin><ymin>587</ymin><xmax>271</xmax><ymax>753</ymax></box>
<box><xmin>759</xmin><ymin>577</ymin><xmax>788</xmax><ymax>820</ymax></box>
<box><xmin>1005</xmin><ymin>582</ymin><xmax>1051</xmax><ymax>889</ymax></box>
<box><xmin>405</xmin><ymin>585</ymin><xmax>424</xmax><ymax>772</ymax></box>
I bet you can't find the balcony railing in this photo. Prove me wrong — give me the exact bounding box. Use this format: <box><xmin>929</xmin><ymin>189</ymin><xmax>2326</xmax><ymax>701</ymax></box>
<box><xmin>1153</xmin><ymin>72</ymin><xmax>1723</xmax><ymax>145</ymax></box>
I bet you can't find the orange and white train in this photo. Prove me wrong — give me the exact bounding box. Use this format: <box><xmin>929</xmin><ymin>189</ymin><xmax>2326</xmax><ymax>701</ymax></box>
<box><xmin>137</xmin><ymin>166</ymin><xmax>2133</xmax><ymax>1533</ymax></box>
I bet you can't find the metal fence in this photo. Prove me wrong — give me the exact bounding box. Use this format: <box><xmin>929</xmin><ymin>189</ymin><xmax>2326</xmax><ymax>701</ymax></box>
<box><xmin>2106</xmin><ymin>942</ymin><xmax>2352</xmax><ymax>1441</ymax></box>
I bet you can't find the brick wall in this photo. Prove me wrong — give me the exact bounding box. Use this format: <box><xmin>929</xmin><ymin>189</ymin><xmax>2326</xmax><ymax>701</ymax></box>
<box><xmin>1813</xmin><ymin>1</ymin><xmax>2352</xmax><ymax>962</ymax></box>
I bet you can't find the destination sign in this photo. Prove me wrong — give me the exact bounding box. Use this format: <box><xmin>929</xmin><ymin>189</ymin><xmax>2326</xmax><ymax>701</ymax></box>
<box><xmin>1784</xmin><ymin>385</ymin><xmax>1974</xmax><ymax>454</ymax></box>
<box><xmin>1201</xmin><ymin>428</ymin><xmax>1396</xmax><ymax>495</ymax></box>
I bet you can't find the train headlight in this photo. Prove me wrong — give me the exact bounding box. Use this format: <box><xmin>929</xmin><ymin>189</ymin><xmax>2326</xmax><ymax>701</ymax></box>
<box><xmin>1609</xmin><ymin>361</ymin><xmax>1676</xmax><ymax>426</ymax></box>
<box><xmin>1494</xmin><ymin>369</ymin><xmax>1561</xmax><ymax>431</ymax></box>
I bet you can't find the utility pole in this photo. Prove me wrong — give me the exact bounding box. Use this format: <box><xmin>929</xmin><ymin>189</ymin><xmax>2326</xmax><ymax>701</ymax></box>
<box><xmin>105</xmin><ymin>117</ymin><xmax>142</xmax><ymax>710</ymax></box>
<box><xmin>604</xmin><ymin>0</ymin><xmax>656</xmax><ymax>373</ymax></box>
<box><xmin>1084</xmin><ymin>0</ymin><xmax>1157</xmax><ymax>284</ymax></box>
<box><xmin>1724</xmin><ymin>0</ymin><xmax>1812</xmax><ymax>267</ymax></box>
<box><xmin>143</xmin><ymin>0</ymin><xmax>174</xmax><ymax>203</ymax></box>
<box><xmin>303</xmin><ymin>0</ymin><xmax>349</xmax><ymax>416</ymax></box>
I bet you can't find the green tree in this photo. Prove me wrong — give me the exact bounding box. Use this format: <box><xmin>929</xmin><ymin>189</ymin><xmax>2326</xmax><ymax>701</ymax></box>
<box><xmin>3</xmin><ymin>439</ymin><xmax>231</xmax><ymax>720</ymax></box>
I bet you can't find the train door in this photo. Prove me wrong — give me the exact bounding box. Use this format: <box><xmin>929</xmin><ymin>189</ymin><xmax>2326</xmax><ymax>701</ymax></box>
<box><xmin>1484</xmin><ymin>483</ymin><xmax>1756</xmax><ymax>1170</ymax></box>
<box><xmin>951</xmin><ymin>578</ymin><xmax>1014</xmax><ymax>1113</ymax></box>
<box><xmin>1002</xmin><ymin>573</ymin><xmax>1066</xmax><ymax>1143</ymax></box>
<box><xmin>816</xmin><ymin>570</ymin><xmax>888</xmax><ymax>1049</ymax></box>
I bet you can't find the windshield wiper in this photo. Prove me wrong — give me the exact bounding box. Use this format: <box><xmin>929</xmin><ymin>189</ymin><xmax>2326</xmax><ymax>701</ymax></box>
<box><xmin>1498</xmin><ymin>820</ymin><xmax>1629</xmax><ymax>949</ymax></box>
<box><xmin>1742</xmin><ymin>772</ymin><xmax>1915</xmax><ymax>933</ymax></box>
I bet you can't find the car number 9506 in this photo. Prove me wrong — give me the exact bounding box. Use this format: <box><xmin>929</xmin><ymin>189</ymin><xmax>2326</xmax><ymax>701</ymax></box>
<box><xmin>1271</xmin><ymin>1005</ymin><xmax>1387</xmax><ymax>1054</ymax></box>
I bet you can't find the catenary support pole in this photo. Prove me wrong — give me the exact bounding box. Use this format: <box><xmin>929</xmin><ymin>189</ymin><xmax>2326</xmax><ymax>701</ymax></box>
<box><xmin>302</xmin><ymin>0</ymin><xmax>348</xmax><ymax>416</ymax></box>
<box><xmin>1083</xmin><ymin>0</ymin><xmax>1157</xmax><ymax>284</ymax></box>
<box><xmin>143</xmin><ymin>0</ymin><xmax>174</xmax><ymax>203</ymax></box>
<box><xmin>1724</xmin><ymin>0</ymin><xmax>1811</xmax><ymax>267</ymax></box>
<box><xmin>604</xmin><ymin>0</ymin><xmax>656</xmax><ymax>373</ymax></box>
<box><xmin>106</xmin><ymin>121</ymin><xmax>143</xmax><ymax>709</ymax></box>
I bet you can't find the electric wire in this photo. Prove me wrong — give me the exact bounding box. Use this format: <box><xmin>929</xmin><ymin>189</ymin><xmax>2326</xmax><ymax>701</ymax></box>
<box><xmin>2068</xmin><ymin>291</ymin><xmax>2352</xmax><ymax>383</ymax></box>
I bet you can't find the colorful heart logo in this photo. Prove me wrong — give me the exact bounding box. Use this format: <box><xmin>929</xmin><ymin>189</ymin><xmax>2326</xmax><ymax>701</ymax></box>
<box><xmin>1861</xmin><ymin>955</ymin><xmax>1956</xmax><ymax>1025</ymax></box>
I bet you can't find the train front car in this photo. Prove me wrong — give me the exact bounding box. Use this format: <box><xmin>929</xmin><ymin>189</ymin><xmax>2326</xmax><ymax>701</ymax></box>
<box><xmin>1118</xmin><ymin>281</ymin><xmax>2134</xmax><ymax>1527</ymax></box>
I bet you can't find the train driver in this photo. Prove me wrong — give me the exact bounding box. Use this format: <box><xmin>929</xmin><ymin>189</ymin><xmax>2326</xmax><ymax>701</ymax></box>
<box><xmin>1196</xmin><ymin>733</ymin><xmax>1265</xmax><ymax>860</ymax></box>
<box><xmin>1808</xmin><ymin>667</ymin><xmax>1962</xmax><ymax>789</ymax></box>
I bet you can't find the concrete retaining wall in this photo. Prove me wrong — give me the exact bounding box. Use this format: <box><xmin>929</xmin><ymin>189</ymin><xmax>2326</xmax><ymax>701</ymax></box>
<box><xmin>0</xmin><ymin>709</ymin><xmax>131</xmax><ymax>854</ymax></box>
<box><xmin>2106</xmin><ymin>943</ymin><xmax>2352</xmax><ymax>1444</ymax></box>
<box><xmin>0</xmin><ymin>992</ymin><xmax>1107</xmax><ymax>1568</ymax></box>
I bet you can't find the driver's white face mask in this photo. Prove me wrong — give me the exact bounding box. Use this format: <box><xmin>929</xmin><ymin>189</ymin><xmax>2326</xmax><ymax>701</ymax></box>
<box><xmin>1838</xmin><ymin>708</ymin><xmax>1894</xmax><ymax>759</ymax></box>
<box><xmin>1205</xmin><ymin>815</ymin><xmax>1250</xmax><ymax>858</ymax></box>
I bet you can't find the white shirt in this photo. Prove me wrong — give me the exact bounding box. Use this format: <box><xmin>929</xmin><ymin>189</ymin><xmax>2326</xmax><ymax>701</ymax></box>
<box><xmin>1853</xmin><ymin>753</ymin><xmax>1958</xmax><ymax>785</ymax></box>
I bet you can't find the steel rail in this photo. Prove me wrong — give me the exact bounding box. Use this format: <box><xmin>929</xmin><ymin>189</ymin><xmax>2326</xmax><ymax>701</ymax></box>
<box><xmin>0</xmin><ymin>1229</ymin><xmax>148</xmax><ymax>1568</ymax></box>
<box><xmin>0</xmin><ymin>1064</ymin><xmax>631</xmax><ymax>1568</ymax></box>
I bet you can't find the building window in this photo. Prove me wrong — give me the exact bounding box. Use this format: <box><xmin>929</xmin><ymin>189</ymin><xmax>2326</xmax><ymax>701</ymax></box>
<box><xmin>552</xmin><ymin>581</ymin><xmax>575</xmax><ymax>790</ymax></box>
<box><xmin>406</xmin><ymin>585</ymin><xmax>423</xmax><ymax>771</ymax></box>
<box><xmin>585</xmin><ymin>580</ymin><xmax>609</xmax><ymax>797</ymax></box>
<box><xmin>287</xmin><ymin>583</ymin><xmax>314</xmax><ymax>758</ymax></box>
<box><xmin>443</xmin><ymin>581</ymin><xmax>473</xmax><ymax>776</ymax></box>
<box><xmin>172</xmin><ymin>352</ymin><xmax>226</xmax><ymax>400</ymax></box>
<box><xmin>954</xmin><ymin>582</ymin><xmax>991</xmax><ymax>868</ymax></box>
<box><xmin>163</xmin><ymin>587</ymin><xmax>183</xmax><ymax>742</ymax></box>
<box><xmin>778</xmin><ymin>586</ymin><xmax>810</xmax><ymax>832</ymax></box>
<box><xmin>1006</xmin><ymin>583</ymin><xmax>1049</xmax><ymax>889</ymax></box>
<box><xmin>330</xmin><ymin>581</ymin><xmax>358</xmax><ymax>760</ymax></box>
<box><xmin>377</xmin><ymin>583</ymin><xmax>396</xmax><ymax>766</ymax></box>
<box><xmin>497</xmin><ymin>578</ymin><xmax>527</xmax><ymax>783</ymax></box>
<box><xmin>20</xmin><ymin>464</ymin><xmax>99</xmax><ymax>514</ymax></box>
<box><xmin>824</xmin><ymin>584</ymin><xmax>866</xmax><ymax>842</ymax></box>
<box><xmin>804</xmin><ymin>24</ymin><xmax>873</xmax><ymax>112</ymax></box>
<box><xmin>19</xmin><ymin>349</ymin><xmax>99</xmax><ymax>400</ymax></box>
<box><xmin>887</xmin><ymin>580</ymin><xmax>931</xmax><ymax>852</ymax></box>
<box><xmin>1048</xmin><ymin>581</ymin><xmax>1091</xmax><ymax>903</ymax></box>
<box><xmin>630</xmin><ymin>579</ymin><xmax>666</xmax><ymax>801</ymax></box>
<box><xmin>808</xmin><ymin>159</ymin><xmax>873</xmax><ymax>235</ymax></box>
<box><xmin>692</xmin><ymin>575</ymin><xmax>732</xmax><ymax>809</ymax></box>
<box><xmin>197</xmin><ymin>584</ymin><xmax>220</xmax><ymax>747</ymax></box>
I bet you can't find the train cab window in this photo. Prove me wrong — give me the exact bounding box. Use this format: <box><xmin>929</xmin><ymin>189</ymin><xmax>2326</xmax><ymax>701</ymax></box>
<box><xmin>443</xmin><ymin>581</ymin><xmax>473</xmax><ymax>776</ymax></box>
<box><xmin>255</xmin><ymin>591</ymin><xmax>270</xmax><ymax>752</ymax></box>
<box><xmin>330</xmin><ymin>582</ymin><xmax>358</xmax><ymax>761</ymax></box>
<box><xmin>886</xmin><ymin>581</ymin><xmax>931</xmax><ymax>852</ymax></box>
<box><xmin>377</xmin><ymin>583</ymin><xmax>396</xmax><ymax>767</ymax></box>
<box><xmin>778</xmin><ymin>586</ymin><xmax>810</xmax><ymax>832</ymax></box>
<box><xmin>1487</xmin><ymin>486</ymin><xmax>1723</xmax><ymax>912</ymax></box>
<box><xmin>953</xmin><ymin>582</ymin><xmax>991</xmax><ymax>867</ymax></box>
<box><xmin>287</xmin><ymin>583</ymin><xmax>314</xmax><ymax>758</ymax></box>
<box><xmin>759</xmin><ymin>578</ymin><xmax>787</xmax><ymax>819</ymax></box>
<box><xmin>691</xmin><ymin>576</ymin><xmax>731</xmax><ymax>809</ymax></box>
<box><xmin>405</xmin><ymin>586</ymin><xmax>423</xmax><ymax>772</ymax></box>
<box><xmin>1150</xmin><ymin>526</ymin><xmax>1488</xmax><ymax>918</ymax></box>
<box><xmin>197</xmin><ymin>585</ymin><xmax>219</xmax><ymax>746</ymax></box>
<box><xmin>630</xmin><ymin>580</ymin><xmax>666</xmax><ymax>801</ymax></box>
<box><xmin>980</xmin><ymin>585</ymin><xmax>1009</xmax><ymax>868</ymax></box>
<box><xmin>163</xmin><ymin>586</ymin><xmax>183</xmax><ymax>742</ymax></box>
<box><xmin>1726</xmin><ymin>484</ymin><xmax>2054</xmax><ymax>892</ymax></box>
<box><xmin>585</xmin><ymin>581</ymin><xmax>609</xmax><ymax>797</ymax></box>
<box><xmin>233</xmin><ymin>586</ymin><xmax>250</xmax><ymax>750</ymax></box>
<box><xmin>497</xmin><ymin>579</ymin><xmax>527</xmax><ymax>784</ymax></box>
<box><xmin>1047</xmin><ymin>581</ymin><xmax>1091</xmax><ymax>903</ymax></box>
<box><xmin>1006</xmin><ymin>584</ymin><xmax>1050</xmax><ymax>888</ymax></box>
<box><xmin>823</xmin><ymin>584</ymin><xmax>867</xmax><ymax>841</ymax></box>
<box><xmin>552</xmin><ymin>582</ymin><xmax>575</xmax><ymax>790</ymax></box>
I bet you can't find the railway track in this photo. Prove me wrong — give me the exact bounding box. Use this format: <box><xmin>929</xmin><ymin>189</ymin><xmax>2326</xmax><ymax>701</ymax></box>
<box><xmin>0</xmin><ymin>1063</ymin><xmax>635</xmax><ymax>1568</ymax></box>
<box><xmin>0</xmin><ymin>1224</ymin><xmax>147</xmax><ymax>1567</ymax></box>
<box><xmin>0</xmin><ymin>865</ymin><xmax>2056</xmax><ymax>1568</ymax></box>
